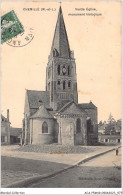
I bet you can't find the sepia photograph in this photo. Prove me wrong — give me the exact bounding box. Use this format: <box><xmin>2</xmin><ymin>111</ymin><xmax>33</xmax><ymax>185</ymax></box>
<box><xmin>1</xmin><ymin>0</ymin><xmax>122</xmax><ymax>193</ymax></box>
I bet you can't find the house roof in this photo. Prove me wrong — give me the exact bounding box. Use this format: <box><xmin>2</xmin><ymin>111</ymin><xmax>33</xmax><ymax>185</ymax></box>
<box><xmin>57</xmin><ymin>100</ymin><xmax>72</xmax><ymax>111</ymax></box>
<box><xmin>1</xmin><ymin>114</ymin><xmax>7</xmax><ymax>121</ymax></box>
<box><xmin>98</xmin><ymin>134</ymin><xmax>121</xmax><ymax>139</ymax></box>
<box><xmin>56</xmin><ymin>100</ymin><xmax>85</xmax><ymax>115</ymax></box>
<box><xmin>1</xmin><ymin>114</ymin><xmax>10</xmax><ymax>123</ymax></box>
<box><xmin>78</xmin><ymin>101</ymin><xmax>97</xmax><ymax>109</ymax></box>
<box><xmin>10</xmin><ymin>128</ymin><xmax>22</xmax><ymax>137</ymax></box>
<box><xmin>27</xmin><ymin>90</ymin><xmax>50</xmax><ymax>109</ymax></box>
<box><xmin>30</xmin><ymin>104</ymin><xmax>53</xmax><ymax>119</ymax></box>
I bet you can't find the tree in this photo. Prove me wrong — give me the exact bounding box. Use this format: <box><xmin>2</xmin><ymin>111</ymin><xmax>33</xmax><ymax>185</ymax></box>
<box><xmin>115</xmin><ymin>119</ymin><xmax>121</xmax><ymax>134</ymax></box>
<box><xmin>98</xmin><ymin>120</ymin><xmax>103</xmax><ymax>126</ymax></box>
<box><xmin>105</xmin><ymin>113</ymin><xmax>116</xmax><ymax>135</ymax></box>
<box><xmin>107</xmin><ymin>113</ymin><xmax>115</xmax><ymax>124</ymax></box>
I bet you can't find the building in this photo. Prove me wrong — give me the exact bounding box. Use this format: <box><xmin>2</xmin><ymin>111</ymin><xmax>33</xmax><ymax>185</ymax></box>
<box><xmin>1</xmin><ymin>109</ymin><xmax>22</xmax><ymax>145</ymax></box>
<box><xmin>22</xmin><ymin>6</ymin><xmax>98</xmax><ymax>146</ymax></box>
<box><xmin>98</xmin><ymin>134</ymin><xmax>121</xmax><ymax>145</ymax></box>
<box><xmin>1</xmin><ymin>109</ymin><xmax>10</xmax><ymax>144</ymax></box>
<box><xmin>10</xmin><ymin>127</ymin><xmax>22</xmax><ymax>144</ymax></box>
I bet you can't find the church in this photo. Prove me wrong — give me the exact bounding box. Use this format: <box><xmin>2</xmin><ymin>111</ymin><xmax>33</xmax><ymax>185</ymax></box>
<box><xmin>22</xmin><ymin>6</ymin><xmax>98</xmax><ymax>146</ymax></box>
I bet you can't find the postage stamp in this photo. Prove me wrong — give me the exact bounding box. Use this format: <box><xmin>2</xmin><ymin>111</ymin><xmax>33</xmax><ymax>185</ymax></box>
<box><xmin>1</xmin><ymin>10</ymin><xmax>24</xmax><ymax>44</ymax></box>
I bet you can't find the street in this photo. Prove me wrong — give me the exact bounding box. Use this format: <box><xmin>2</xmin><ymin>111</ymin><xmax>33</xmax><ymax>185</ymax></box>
<box><xmin>1</xmin><ymin>156</ymin><xmax>67</xmax><ymax>187</ymax></box>
<box><xmin>1</xmin><ymin>146</ymin><xmax>121</xmax><ymax>188</ymax></box>
<box><xmin>27</xmin><ymin>149</ymin><xmax>121</xmax><ymax>188</ymax></box>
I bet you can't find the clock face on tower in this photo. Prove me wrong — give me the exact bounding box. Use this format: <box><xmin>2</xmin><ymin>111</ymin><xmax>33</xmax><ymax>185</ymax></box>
<box><xmin>62</xmin><ymin>67</ymin><xmax>66</xmax><ymax>74</ymax></box>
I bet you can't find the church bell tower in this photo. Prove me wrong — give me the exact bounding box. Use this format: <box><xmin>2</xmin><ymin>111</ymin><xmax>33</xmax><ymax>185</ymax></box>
<box><xmin>46</xmin><ymin>6</ymin><xmax>78</xmax><ymax>110</ymax></box>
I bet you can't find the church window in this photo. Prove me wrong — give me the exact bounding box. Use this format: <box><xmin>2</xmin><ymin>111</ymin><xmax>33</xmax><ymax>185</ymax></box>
<box><xmin>104</xmin><ymin>139</ymin><xmax>108</xmax><ymax>142</ymax></box>
<box><xmin>118</xmin><ymin>139</ymin><xmax>120</xmax><ymax>143</ymax></box>
<box><xmin>53</xmin><ymin>48</ymin><xmax>59</xmax><ymax>57</ymax></box>
<box><xmin>57</xmin><ymin>80</ymin><xmax>60</xmax><ymax>85</ymax></box>
<box><xmin>48</xmin><ymin>82</ymin><xmax>50</xmax><ymax>90</ymax></box>
<box><xmin>63</xmin><ymin>80</ymin><xmax>66</xmax><ymax>90</ymax></box>
<box><xmin>48</xmin><ymin>67</ymin><xmax>51</xmax><ymax>78</ymax></box>
<box><xmin>54</xmin><ymin>81</ymin><xmax>56</xmax><ymax>90</ymax></box>
<box><xmin>51</xmin><ymin>94</ymin><xmax>53</xmax><ymax>102</ymax></box>
<box><xmin>76</xmin><ymin>118</ymin><xmax>81</xmax><ymax>133</ymax></box>
<box><xmin>1</xmin><ymin>136</ymin><xmax>5</xmax><ymax>142</ymax></box>
<box><xmin>68</xmin><ymin>65</ymin><xmax>70</xmax><ymax>75</ymax></box>
<box><xmin>42</xmin><ymin>122</ymin><xmax>48</xmax><ymax>133</ymax></box>
<box><xmin>58</xmin><ymin>65</ymin><xmax>60</xmax><ymax>75</ymax></box>
<box><xmin>68</xmin><ymin>80</ymin><xmax>71</xmax><ymax>88</ymax></box>
<box><xmin>74</xmin><ymin>83</ymin><xmax>77</xmax><ymax>90</ymax></box>
<box><xmin>87</xmin><ymin>119</ymin><xmax>94</xmax><ymax>134</ymax></box>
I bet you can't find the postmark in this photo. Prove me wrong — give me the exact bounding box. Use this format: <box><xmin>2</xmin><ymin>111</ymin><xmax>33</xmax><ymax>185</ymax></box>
<box><xmin>6</xmin><ymin>27</ymin><xmax>34</xmax><ymax>47</ymax></box>
<box><xmin>1</xmin><ymin>10</ymin><xmax>24</xmax><ymax>44</ymax></box>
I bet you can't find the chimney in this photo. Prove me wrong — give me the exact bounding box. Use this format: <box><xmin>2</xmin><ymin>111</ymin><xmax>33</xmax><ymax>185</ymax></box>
<box><xmin>7</xmin><ymin>109</ymin><xmax>9</xmax><ymax>121</ymax></box>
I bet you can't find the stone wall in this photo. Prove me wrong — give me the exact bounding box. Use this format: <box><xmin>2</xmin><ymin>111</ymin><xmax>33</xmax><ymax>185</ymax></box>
<box><xmin>84</xmin><ymin>108</ymin><xmax>97</xmax><ymax>124</ymax></box>
<box><xmin>46</xmin><ymin>55</ymin><xmax>78</xmax><ymax>110</ymax></box>
<box><xmin>24</xmin><ymin>92</ymin><xmax>30</xmax><ymax>117</ymax></box>
<box><xmin>98</xmin><ymin>134</ymin><xmax>121</xmax><ymax>144</ymax></box>
<box><xmin>30</xmin><ymin>118</ymin><xmax>55</xmax><ymax>144</ymax></box>
<box><xmin>57</xmin><ymin>115</ymin><xmax>87</xmax><ymax>146</ymax></box>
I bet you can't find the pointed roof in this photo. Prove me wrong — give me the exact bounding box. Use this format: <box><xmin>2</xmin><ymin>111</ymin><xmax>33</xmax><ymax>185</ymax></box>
<box><xmin>1</xmin><ymin>114</ymin><xmax>7</xmax><ymax>122</ymax></box>
<box><xmin>50</xmin><ymin>6</ymin><xmax>71</xmax><ymax>58</ymax></box>
<box><xmin>79</xmin><ymin>101</ymin><xmax>97</xmax><ymax>109</ymax></box>
<box><xmin>27</xmin><ymin>90</ymin><xmax>50</xmax><ymax>109</ymax></box>
<box><xmin>30</xmin><ymin>104</ymin><xmax>53</xmax><ymax>119</ymax></box>
<box><xmin>56</xmin><ymin>100</ymin><xmax>85</xmax><ymax>115</ymax></box>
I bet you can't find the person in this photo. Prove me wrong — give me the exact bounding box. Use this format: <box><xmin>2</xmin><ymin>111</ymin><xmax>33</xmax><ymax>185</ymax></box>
<box><xmin>116</xmin><ymin>148</ymin><xmax>119</xmax><ymax>156</ymax></box>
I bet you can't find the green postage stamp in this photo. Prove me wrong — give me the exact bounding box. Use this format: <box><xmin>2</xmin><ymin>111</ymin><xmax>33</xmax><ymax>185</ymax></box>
<box><xmin>1</xmin><ymin>10</ymin><xmax>24</xmax><ymax>44</ymax></box>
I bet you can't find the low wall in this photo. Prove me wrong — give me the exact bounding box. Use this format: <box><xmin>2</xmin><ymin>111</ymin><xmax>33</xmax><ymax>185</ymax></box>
<box><xmin>33</xmin><ymin>134</ymin><xmax>53</xmax><ymax>144</ymax></box>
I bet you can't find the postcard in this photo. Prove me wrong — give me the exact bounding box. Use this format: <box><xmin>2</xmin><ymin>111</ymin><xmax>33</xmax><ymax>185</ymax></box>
<box><xmin>1</xmin><ymin>1</ymin><xmax>122</xmax><ymax>194</ymax></box>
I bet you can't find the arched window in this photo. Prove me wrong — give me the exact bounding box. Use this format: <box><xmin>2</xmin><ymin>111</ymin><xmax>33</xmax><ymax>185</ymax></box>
<box><xmin>68</xmin><ymin>80</ymin><xmax>71</xmax><ymax>88</ymax></box>
<box><xmin>57</xmin><ymin>65</ymin><xmax>60</xmax><ymax>75</ymax></box>
<box><xmin>57</xmin><ymin>80</ymin><xmax>60</xmax><ymax>85</ymax></box>
<box><xmin>48</xmin><ymin>82</ymin><xmax>50</xmax><ymax>90</ymax></box>
<box><xmin>87</xmin><ymin>118</ymin><xmax>93</xmax><ymax>134</ymax></box>
<box><xmin>48</xmin><ymin>67</ymin><xmax>51</xmax><ymax>79</ymax></box>
<box><xmin>63</xmin><ymin>80</ymin><xmax>66</xmax><ymax>90</ymax></box>
<box><xmin>53</xmin><ymin>48</ymin><xmax>59</xmax><ymax>57</ymax></box>
<box><xmin>42</xmin><ymin>122</ymin><xmax>48</xmax><ymax>133</ymax></box>
<box><xmin>76</xmin><ymin>118</ymin><xmax>81</xmax><ymax>133</ymax></box>
<box><xmin>68</xmin><ymin>65</ymin><xmax>70</xmax><ymax>75</ymax></box>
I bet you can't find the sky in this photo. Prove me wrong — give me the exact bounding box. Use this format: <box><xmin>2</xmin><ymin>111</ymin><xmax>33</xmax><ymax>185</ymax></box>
<box><xmin>1</xmin><ymin>1</ymin><xmax>121</xmax><ymax>127</ymax></box>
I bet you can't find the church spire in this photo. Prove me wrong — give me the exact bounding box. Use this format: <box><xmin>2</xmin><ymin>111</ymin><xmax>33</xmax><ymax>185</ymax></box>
<box><xmin>50</xmin><ymin>6</ymin><xmax>71</xmax><ymax>58</ymax></box>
